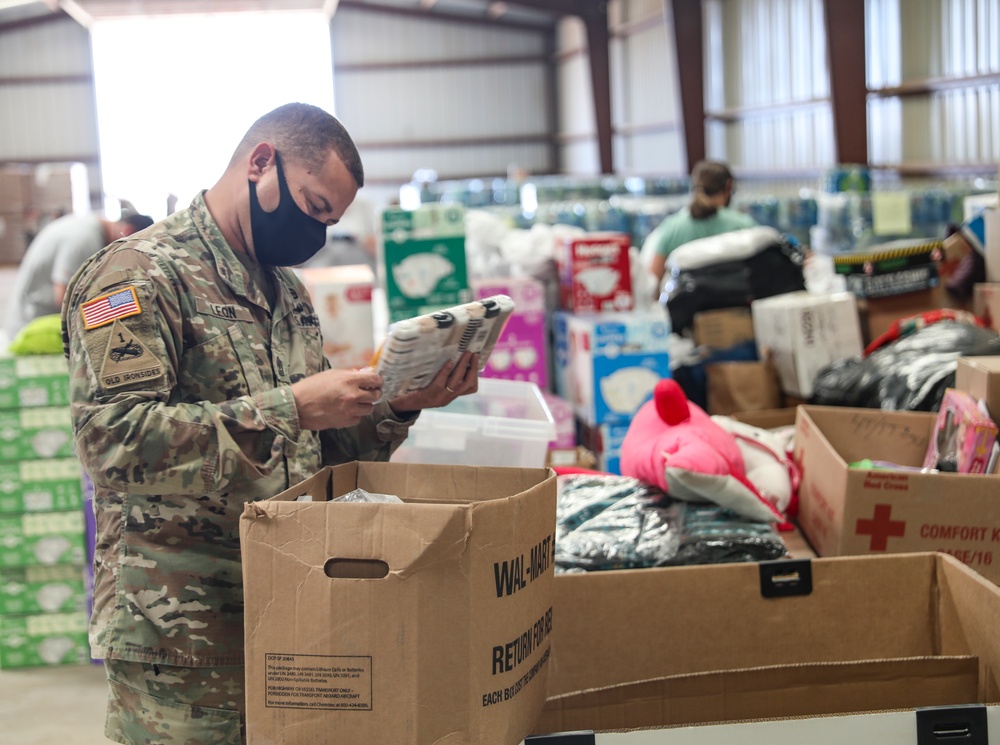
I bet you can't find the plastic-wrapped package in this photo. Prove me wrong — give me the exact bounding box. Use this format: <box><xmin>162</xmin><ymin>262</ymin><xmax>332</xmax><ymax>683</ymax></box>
<box><xmin>555</xmin><ymin>474</ymin><xmax>788</xmax><ymax>573</ymax></box>
<box><xmin>810</xmin><ymin>320</ymin><xmax>1000</xmax><ymax>411</ymax></box>
<box><xmin>670</xmin><ymin>504</ymin><xmax>790</xmax><ymax>566</ymax></box>
<box><xmin>662</xmin><ymin>228</ymin><xmax>807</xmax><ymax>335</ymax></box>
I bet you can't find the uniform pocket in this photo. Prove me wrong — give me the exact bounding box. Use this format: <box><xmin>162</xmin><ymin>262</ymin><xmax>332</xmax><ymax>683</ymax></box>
<box><xmin>105</xmin><ymin>665</ymin><xmax>244</xmax><ymax>745</ymax></box>
<box><xmin>176</xmin><ymin>324</ymin><xmax>266</xmax><ymax>403</ymax></box>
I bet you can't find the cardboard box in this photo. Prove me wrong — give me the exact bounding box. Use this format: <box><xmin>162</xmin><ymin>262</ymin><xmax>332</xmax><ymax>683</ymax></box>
<box><xmin>0</xmin><ymin>355</ymin><xmax>70</xmax><ymax>410</ymax></box>
<box><xmin>751</xmin><ymin>291</ymin><xmax>864</xmax><ymax>398</ymax></box>
<box><xmin>0</xmin><ymin>510</ymin><xmax>86</xmax><ymax>569</ymax></box>
<box><xmin>705</xmin><ymin>360</ymin><xmax>783</xmax><ymax>416</ymax></box>
<box><xmin>0</xmin><ymin>610</ymin><xmax>90</xmax><ymax>669</ymax></box>
<box><xmin>955</xmin><ymin>355</ymin><xmax>1000</xmax><ymax>422</ymax></box>
<box><xmin>0</xmin><ymin>407</ymin><xmax>75</xmax><ymax>461</ymax></box>
<box><xmin>0</xmin><ymin>458</ymin><xmax>85</xmax><ymax>514</ymax></box>
<box><xmin>553</xmin><ymin>311</ymin><xmax>671</xmax><ymax>427</ymax></box>
<box><xmin>556</xmin><ymin>233</ymin><xmax>634</xmax><ymax>313</ymax></box>
<box><xmin>729</xmin><ymin>406</ymin><xmax>798</xmax><ymax>430</ymax></box>
<box><xmin>973</xmin><ymin>282</ymin><xmax>1000</xmax><ymax>330</ymax></box>
<box><xmin>793</xmin><ymin>405</ymin><xmax>1000</xmax><ymax>583</ymax></box>
<box><xmin>531</xmin><ymin>553</ymin><xmax>1000</xmax><ymax>735</ymax></box>
<box><xmin>832</xmin><ymin>240</ymin><xmax>941</xmax><ymax>299</ymax></box>
<box><xmin>298</xmin><ymin>265</ymin><xmax>376</xmax><ymax>370</ymax></box>
<box><xmin>692</xmin><ymin>307</ymin><xmax>755</xmax><ymax>349</ymax></box>
<box><xmin>0</xmin><ymin>211</ymin><xmax>27</xmax><ymax>264</ymax></box>
<box><xmin>240</xmin><ymin>461</ymin><xmax>557</xmax><ymax>745</ymax></box>
<box><xmin>380</xmin><ymin>204</ymin><xmax>472</xmax><ymax>324</ymax></box>
<box><xmin>985</xmin><ymin>208</ymin><xmax>1000</xmax><ymax>282</ymax></box>
<box><xmin>0</xmin><ymin>564</ymin><xmax>87</xmax><ymax>615</ymax></box>
<box><xmin>857</xmin><ymin>285</ymin><xmax>949</xmax><ymax>346</ymax></box>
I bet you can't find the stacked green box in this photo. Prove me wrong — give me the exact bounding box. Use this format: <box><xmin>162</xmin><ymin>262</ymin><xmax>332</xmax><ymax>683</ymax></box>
<box><xmin>0</xmin><ymin>355</ymin><xmax>73</xmax><ymax>409</ymax></box>
<box><xmin>0</xmin><ymin>610</ymin><xmax>89</xmax><ymax>669</ymax></box>
<box><xmin>0</xmin><ymin>458</ymin><xmax>85</xmax><ymax>514</ymax></box>
<box><xmin>0</xmin><ymin>565</ymin><xmax>88</xmax><ymax>615</ymax></box>
<box><xmin>0</xmin><ymin>354</ymin><xmax>90</xmax><ymax>669</ymax></box>
<box><xmin>0</xmin><ymin>407</ymin><xmax>75</xmax><ymax>461</ymax></box>
<box><xmin>380</xmin><ymin>204</ymin><xmax>472</xmax><ymax>323</ymax></box>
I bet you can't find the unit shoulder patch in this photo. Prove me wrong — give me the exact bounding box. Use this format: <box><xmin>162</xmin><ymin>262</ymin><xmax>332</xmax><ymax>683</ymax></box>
<box><xmin>99</xmin><ymin>319</ymin><xmax>165</xmax><ymax>389</ymax></box>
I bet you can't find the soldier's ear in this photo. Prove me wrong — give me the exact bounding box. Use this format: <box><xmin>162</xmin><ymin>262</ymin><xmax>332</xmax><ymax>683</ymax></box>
<box><xmin>248</xmin><ymin>143</ymin><xmax>276</xmax><ymax>183</ymax></box>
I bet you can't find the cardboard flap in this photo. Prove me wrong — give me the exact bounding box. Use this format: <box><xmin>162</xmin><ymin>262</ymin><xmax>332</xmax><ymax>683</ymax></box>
<box><xmin>547</xmin><ymin>555</ymin><xmax>941</xmax><ymax>697</ymax></box>
<box><xmin>533</xmin><ymin>656</ymin><xmax>980</xmax><ymax>733</ymax></box>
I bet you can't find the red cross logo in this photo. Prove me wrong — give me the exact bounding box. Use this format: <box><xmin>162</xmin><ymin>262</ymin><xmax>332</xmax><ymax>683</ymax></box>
<box><xmin>856</xmin><ymin>504</ymin><xmax>906</xmax><ymax>551</ymax></box>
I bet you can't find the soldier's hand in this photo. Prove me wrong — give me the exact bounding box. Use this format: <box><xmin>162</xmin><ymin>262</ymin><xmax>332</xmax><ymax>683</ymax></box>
<box><xmin>388</xmin><ymin>352</ymin><xmax>479</xmax><ymax>415</ymax></box>
<box><xmin>291</xmin><ymin>368</ymin><xmax>384</xmax><ymax>430</ymax></box>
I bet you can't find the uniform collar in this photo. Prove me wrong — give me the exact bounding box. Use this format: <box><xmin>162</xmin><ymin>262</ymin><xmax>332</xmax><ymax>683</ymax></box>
<box><xmin>189</xmin><ymin>190</ymin><xmax>272</xmax><ymax>311</ymax></box>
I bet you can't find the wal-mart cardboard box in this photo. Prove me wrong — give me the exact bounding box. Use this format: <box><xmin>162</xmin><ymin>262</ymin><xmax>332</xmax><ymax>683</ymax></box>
<box><xmin>793</xmin><ymin>405</ymin><xmax>1000</xmax><ymax>584</ymax></box>
<box><xmin>240</xmin><ymin>461</ymin><xmax>556</xmax><ymax>745</ymax></box>
<box><xmin>529</xmin><ymin>553</ymin><xmax>1000</xmax><ymax>736</ymax></box>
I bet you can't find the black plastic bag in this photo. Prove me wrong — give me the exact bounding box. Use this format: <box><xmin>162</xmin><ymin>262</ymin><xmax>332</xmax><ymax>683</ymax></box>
<box><xmin>663</xmin><ymin>239</ymin><xmax>807</xmax><ymax>335</ymax></box>
<box><xmin>810</xmin><ymin>320</ymin><xmax>1000</xmax><ymax>411</ymax></box>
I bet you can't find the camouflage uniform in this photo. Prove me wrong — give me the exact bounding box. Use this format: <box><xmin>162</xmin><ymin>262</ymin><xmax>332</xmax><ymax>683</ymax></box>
<box><xmin>63</xmin><ymin>192</ymin><xmax>415</xmax><ymax>744</ymax></box>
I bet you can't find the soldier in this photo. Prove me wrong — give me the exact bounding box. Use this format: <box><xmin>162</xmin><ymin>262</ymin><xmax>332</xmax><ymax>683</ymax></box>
<box><xmin>62</xmin><ymin>102</ymin><xmax>478</xmax><ymax>745</ymax></box>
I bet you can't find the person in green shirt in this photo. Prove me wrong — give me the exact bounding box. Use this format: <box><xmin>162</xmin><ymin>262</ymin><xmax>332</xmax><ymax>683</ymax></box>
<box><xmin>644</xmin><ymin>160</ymin><xmax>757</xmax><ymax>294</ymax></box>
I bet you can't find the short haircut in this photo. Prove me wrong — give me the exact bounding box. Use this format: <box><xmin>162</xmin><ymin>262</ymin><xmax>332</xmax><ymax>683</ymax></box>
<box><xmin>121</xmin><ymin>213</ymin><xmax>154</xmax><ymax>231</ymax></box>
<box><xmin>233</xmin><ymin>102</ymin><xmax>364</xmax><ymax>188</ymax></box>
<box><xmin>691</xmin><ymin>160</ymin><xmax>733</xmax><ymax>197</ymax></box>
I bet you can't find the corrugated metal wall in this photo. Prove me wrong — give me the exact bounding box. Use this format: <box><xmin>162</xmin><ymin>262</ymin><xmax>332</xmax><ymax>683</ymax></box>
<box><xmin>867</xmin><ymin>0</ymin><xmax>1000</xmax><ymax>171</ymax></box>
<box><xmin>0</xmin><ymin>15</ymin><xmax>101</xmax><ymax>205</ymax></box>
<box><xmin>609</xmin><ymin>0</ymin><xmax>685</xmax><ymax>177</ymax></box>
<box><xmin>330</xmin><ymin>6</ymin><xmax>554</xmax><ymax>190</ymax></box>
<box><xmin>555</xmin><ymin>0</ymin><xmax>686</xmax><ymax>178</ymax></box>
<box><xmin>703</xmin><ymin>0</ymin><xmax>835</xmax><ymax>176</ymax></box>
<box><xmin>554</xmin><ymin>17</ymin><xmax>597</xmax><ymax>175</ymax></box>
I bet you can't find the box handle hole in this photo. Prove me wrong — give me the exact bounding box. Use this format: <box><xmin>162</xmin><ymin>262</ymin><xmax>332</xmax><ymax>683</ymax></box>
<box><xmin>324</xmin><ymin>558</ymin><xmax>389</xmax><ymax>579</ymax></box>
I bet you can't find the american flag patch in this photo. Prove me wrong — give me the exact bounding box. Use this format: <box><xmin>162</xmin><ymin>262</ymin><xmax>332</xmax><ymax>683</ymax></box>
<box><xmin>81</xmin><ymin>287</ymin><xmax>141</xmax><ymax>329</ymax></box>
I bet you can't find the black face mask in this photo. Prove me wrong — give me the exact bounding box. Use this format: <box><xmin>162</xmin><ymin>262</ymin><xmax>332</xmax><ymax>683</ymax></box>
<box><xmin>248</xmin><ymin>151</ymin><xmax>328</xmax><ymax>267</ymax></box>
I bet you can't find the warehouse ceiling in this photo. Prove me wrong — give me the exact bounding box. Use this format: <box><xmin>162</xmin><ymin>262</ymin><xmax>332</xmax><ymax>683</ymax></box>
<box><xmin>0</xmin><ymin>0</ymin><xmax>598</xmax><ymax>30</ymax></box>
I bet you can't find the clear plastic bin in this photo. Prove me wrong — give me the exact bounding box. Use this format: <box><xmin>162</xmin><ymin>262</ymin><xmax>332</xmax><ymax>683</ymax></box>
<box><xmin>391</xmin><ymin>378</ymin><xmax>556</xmax><ymax>468</ymax></box>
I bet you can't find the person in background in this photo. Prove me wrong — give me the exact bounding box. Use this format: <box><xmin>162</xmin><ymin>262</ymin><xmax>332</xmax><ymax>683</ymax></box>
<box><xmin>62</xmin><ymin>102</ymin><xmax>478</xmax><ymax>745</ymax></box>
<box><xmin>643</xmin><ymin>160</ymin><xmax>757</xmax><ymax>295</ymax></box>
<box><xmin>4</xmin><ymin>211</ymin><xmax>153</xmax><ymax>341</ymax></box>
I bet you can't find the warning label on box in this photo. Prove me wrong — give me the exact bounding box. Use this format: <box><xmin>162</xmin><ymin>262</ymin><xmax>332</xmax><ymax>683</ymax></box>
<box><xmin>264</xmin><ymin>653</ymin><xmax>372</xmax><ymax>710</ymax></box>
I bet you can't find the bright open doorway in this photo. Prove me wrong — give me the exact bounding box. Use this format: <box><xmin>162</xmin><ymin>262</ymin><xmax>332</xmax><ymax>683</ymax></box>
<box><xmin>90</xmin><ymin>11</ymin><xmax>335</xmax><ymax>220</ymax></box>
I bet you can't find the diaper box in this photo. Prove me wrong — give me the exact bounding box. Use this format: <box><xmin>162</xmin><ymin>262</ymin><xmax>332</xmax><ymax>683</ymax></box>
<box><xmin>0</xmin><ymin>355</ymin><xmax>70</xmax><ymax>410</ymax></box>
<box><xmin>380</xmin><ymin>204</ymin><xmax>471</xmax><ymax>324</ymax></box>
<box><xmin>473</xmin><ymin>277</ymin><xmax>548</xmax><ymax>388</ymax></box>
<box><xmin>557</xmin><ymin>232</ymin><xmax>634</xmax><ymax>313</ymax></box>
<box><xmin>0</xmin><ymin>406</ymin><xmax>75</xmax><ymax>462</ymax></box>
<box><xmin>0</xmin><ymin>610</ymin><xmax>90</xmax><ymax>669</ymax></box>
<box><xmin>298</xmin><ymin>264</ymin><xmax>376</xmax><ymax>370</ymax></box>
<box><xmin>0</xmin><ymin>510</ymin><xmax>86</xmax><ymax>569</ymax></box>
<box><xmin>0</xmin><ymin>458</ymin><xmax>85</xmax><ymax>515</ymax></box>
<box><xmin>0</xmin><ymin>564</ymin><xmax>87</xmax><ymax>615</ymax></box>
<box><xmin>553</xmin><ymin>311</ymin><xmax>671</xmax><ymax>427</ymax></box>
